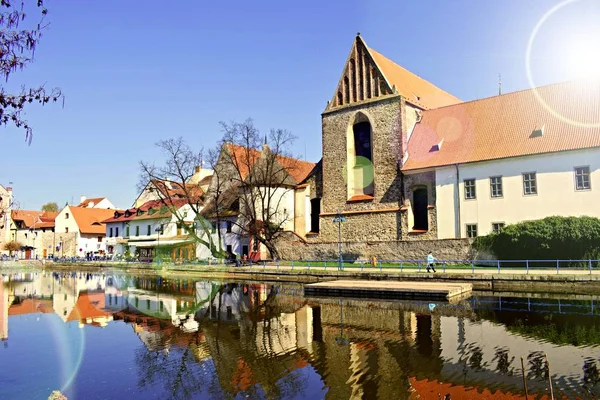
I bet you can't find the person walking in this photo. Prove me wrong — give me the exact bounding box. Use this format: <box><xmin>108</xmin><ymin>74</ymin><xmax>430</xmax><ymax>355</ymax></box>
<box><xmin>426</xmin><ymin>251</ymin><xmax>437</xmax><ymax>273</ymax></box>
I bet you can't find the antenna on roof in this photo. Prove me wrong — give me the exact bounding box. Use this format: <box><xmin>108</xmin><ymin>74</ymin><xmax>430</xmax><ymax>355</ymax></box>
<box><xmin>498</xmin><ymin>73</ymin><xmax>502</xmax><ymax>96</ymax></box>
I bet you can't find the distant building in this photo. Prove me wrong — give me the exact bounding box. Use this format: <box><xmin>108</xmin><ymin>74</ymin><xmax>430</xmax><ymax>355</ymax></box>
<box><xmin>0</xmin><ymin>184</ymin><xmax>13</xmax><ymax>252</ymax></box>
<box><xmin>76</xmin><ymin>196</ymin><xmax>115</xmax><ymax>209</ymax></box>
<box><xmin>7</xmin><ymin>210</ymin><xmax>57</xmax><ymax>259</ymax></box>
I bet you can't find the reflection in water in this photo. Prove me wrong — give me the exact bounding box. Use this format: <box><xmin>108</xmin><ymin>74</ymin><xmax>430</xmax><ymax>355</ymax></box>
<box><xmin>1</xmin><ymin>270</ymin><xmax>600</xmax><ymax>399</ymax></box>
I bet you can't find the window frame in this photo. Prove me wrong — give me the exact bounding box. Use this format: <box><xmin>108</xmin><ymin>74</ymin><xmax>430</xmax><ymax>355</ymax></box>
<box><xmin>464</xmin><ymin>179</ymin><xmax>476</xmax><ymax>200</ymax></box>
<box><xmin>574</xmin><ymin>166</ymin><xmax>591</xmax><ymax>191</ymax></box>
<box><xmin>522</xmin><ymin>172</ymin><xmax>537</xmax><ymax>196</ymax></box>
<box><xmin>489</xmin><ymin>176</ymin><xmax>503</xmax><ymax>198</ymax></box>
<box><xmin>492</xmin><ymin>222</ymin><xmax>505</xmax><ymax>233</ymax></box>
<box><xmin>466</xmin><ymin>223</ymin><xmax>478</xmax><ymax>238</ymax></box>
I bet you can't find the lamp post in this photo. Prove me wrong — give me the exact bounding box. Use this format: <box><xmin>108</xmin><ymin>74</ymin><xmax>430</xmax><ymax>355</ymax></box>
<box><xmin>155</xmin><ymin>224</ymin><xmax>163</xmax><ymax>264</ymax></box>
<box><xmin>332</xmin><ymin>211</ymin><xmax>346</xmax><ymax>271</ymax></box>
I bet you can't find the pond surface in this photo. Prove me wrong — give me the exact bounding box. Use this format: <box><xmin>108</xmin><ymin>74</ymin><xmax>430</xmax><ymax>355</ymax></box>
<box><xmin>1</xmin><ymin>269</ymin><xmax>600</xmax><ymax>400</ymax></box>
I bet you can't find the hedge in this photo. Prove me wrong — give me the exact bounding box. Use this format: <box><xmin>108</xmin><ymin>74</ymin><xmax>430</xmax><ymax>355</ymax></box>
<box><xmin>473</xmin><ymin>216</ymin><xmax>600</xmax><ymax>260</ymax></box>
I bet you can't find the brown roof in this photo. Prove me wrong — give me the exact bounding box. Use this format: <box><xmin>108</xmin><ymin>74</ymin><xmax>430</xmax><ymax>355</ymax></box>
<box><xmin>368</xmin><ymin>47</ymin><xmax>461</xmax><ymax>110</ymax></box>
<box><xmin>69</xmin><ymin>206</ymin><xmax>115</xmax><ymax>235</ymax></box>
<box><xmin>77</xmin><ymin>197</ymin><xmax>106</xmax><ymax>208</ymax></box>
<box><xmin>225</xmin><ymin>143</ymin><xmax>316</xmax><ymax>184</ymax></box>
<box><xmin>11</xmin><ymin>210</ymin><xmax>58</xmax><ymax>229</ymax></box>
<box><xmin>402</xmin><ymin>80</ymin><xmax>600</xmax><ymax>171</ymax></box>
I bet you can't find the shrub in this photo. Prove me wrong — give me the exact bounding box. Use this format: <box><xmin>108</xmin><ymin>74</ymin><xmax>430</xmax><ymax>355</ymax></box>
<box><xmin>473</xmin><ymin>216</ymin><xmax>600</xmax><ymax>260</ymax></box>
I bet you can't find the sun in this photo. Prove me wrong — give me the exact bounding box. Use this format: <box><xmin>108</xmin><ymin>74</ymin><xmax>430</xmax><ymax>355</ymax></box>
<box><xmin>563</xmin><ymin>33</ymin><xmax>600</xmax><ymax>81</ymax></box>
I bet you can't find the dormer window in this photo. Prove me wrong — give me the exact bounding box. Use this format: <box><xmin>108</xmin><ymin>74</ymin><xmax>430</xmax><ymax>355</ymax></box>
<box><xmin>148</xmin><ymin>208</ymin><xmax>155</xmax><ymax>215</ymax></box>
<box><xmin>113</xmin><ymin>211</ymin><xmax>120</xmax><ymax>219</ymax></box>
<box><xmin>136</xmin><ymin>209</ymin><xmax>143</xmax><ymax>216</ymax></box>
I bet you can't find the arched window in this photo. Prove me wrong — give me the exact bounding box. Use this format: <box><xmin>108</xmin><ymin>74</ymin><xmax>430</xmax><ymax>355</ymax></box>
<box><xmin>337</xmin><ymin>91</ymin><xmax>343</xmax><ymax>106</ymax></box>
<box><xmin>347</xmin><ymin>113</ymin><xmax>374</xmax><ymax>198</ymax></box>
<box><xmin>349</xmin><ymin>58</ymin><xmax>357</xmax><ymax>103</ymax></box>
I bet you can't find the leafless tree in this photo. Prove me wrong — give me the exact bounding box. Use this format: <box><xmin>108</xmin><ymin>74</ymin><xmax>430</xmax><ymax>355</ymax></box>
<box><xmin>215</xmin><ymin>119</ymin><xmax>301</xmax><ymax>259</ymax></box>
<box><xmin>3</xmin><ymin>240</ymin><xmax>21</xmax><ymax>255</ymax></box>
<box><xmin>138</xmin><ymin>137</ymin><xmax>226</xmax><ymax>258</ymax></box>
<box><xmin>0</xmin><ymin>1</ymin><xmax>63</xmax><ymax>143</ymax></box>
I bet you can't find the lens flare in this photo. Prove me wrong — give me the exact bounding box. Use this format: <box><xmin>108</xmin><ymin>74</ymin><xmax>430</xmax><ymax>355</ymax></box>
<box><xmin>525</xmin><ymin>0</ymin><xmax>600</xmax><ymax>128</ymax></box>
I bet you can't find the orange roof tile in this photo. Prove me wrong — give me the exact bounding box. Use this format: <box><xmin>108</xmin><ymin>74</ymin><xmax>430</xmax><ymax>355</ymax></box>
<box><xmin>225</xmin><ymin>143</ymin><xmax>315</xmax><ymax>184</ymax></box>
<box><xmin>66</xmin><ymin>292</ymin><xmax>111</xmax><ymax>322</ymax></box>
<box><xmin>68</xmin><ymin>206</ymin><xmax>115</xmax><ymax>235</ymax></box>
<box><xmin>403</xmin><ymin>80</ymin><xmax>600</xmax><ymax>171</ymax></box>
<box><xmin>367</xmin><ymin>47</ymin><xmax>461</xmax><ymax>110</ymax></box>
<box><xmin>11</xmin><ymin>210</ymin><xmax>57</xmax><ymax>229</ymax></box>
<box><xmin>409</xmin><ymin>377</ymin><xmax>551</xmax><ymax>399</ymax></box>
<box><xmin>77</xmin><ymin>197</ymin><xmax>106</xmax><ymax>208</ymax></box>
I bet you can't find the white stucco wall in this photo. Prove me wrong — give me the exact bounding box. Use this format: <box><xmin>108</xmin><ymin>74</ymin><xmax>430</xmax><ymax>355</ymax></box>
<box><xmin>435</xmin><ymin>148</ymin><xmax>600</xmax><ymax>238</ymax></box>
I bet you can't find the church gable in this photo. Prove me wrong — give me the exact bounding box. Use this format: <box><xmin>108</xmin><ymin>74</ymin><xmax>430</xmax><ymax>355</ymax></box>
<box><xmin>327</xmin><ymin>34</ymin><xmax>394</xmax><ymax>111</ymax></box>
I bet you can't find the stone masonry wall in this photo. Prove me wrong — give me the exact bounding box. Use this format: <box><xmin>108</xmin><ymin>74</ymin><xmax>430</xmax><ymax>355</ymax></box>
<box><xmin>275</xmin><ymin>232</ymin><xmax>473</xmax><ymax>262</ymax></box>
<box><xmin>401</xmin><ymin>171</ymin><xmax>438</xmax><ymax>240</ymax></box>
<box><xmin>320</xmin><ymin>96</ymin><xmax>404</xmax><ymax>241</ymax></box>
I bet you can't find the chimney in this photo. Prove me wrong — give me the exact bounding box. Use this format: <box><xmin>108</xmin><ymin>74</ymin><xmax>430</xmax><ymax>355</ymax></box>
<box><xmin>195</xmin><ymin>166</ymin><xmax>201</xmax><ymax>173</ymax></box>
<box><xmin>80</xmin><ymin>195</ymin><xmax>87</xmax><ymax>204</ymax></box>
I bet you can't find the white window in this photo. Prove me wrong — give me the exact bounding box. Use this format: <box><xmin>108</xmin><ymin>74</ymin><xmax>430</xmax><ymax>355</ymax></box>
<box><xmin>575</xmin><ymin>166</ymin><xmax>591</xmax><ymax>191</ymax></box>
<box><xmin>523</xmin><ymin>172</ymin><xmax>537</xmax><ymax>195</ymax></box>
<box><xmin>464</xmin><ymin>179</ymin><xmax>476</xmax><ymax>199</ymax></box>
<box><xmin>490</xmin><ymin>176</ymin><xmax>503</xmax><ymax>198</ymax></box>
<box><xmin>466</xmin><ymin>224</ymin><xmax>478</xmax><ymax>238</ymax></box>
<box><xmin>492</xmin><ymin>222</ymin><xmax>505</xmax><ymax>233</ymax></box>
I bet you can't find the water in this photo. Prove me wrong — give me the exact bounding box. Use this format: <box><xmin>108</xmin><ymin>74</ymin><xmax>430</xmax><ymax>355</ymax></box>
<box><xmin>1</xmin><ymin>269</ymin><xmax>600</xmax><ymax>400</ymax></box>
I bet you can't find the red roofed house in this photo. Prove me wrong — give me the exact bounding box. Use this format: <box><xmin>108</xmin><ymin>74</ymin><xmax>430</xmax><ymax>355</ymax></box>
<box><xmin>76</xmin><ymin>196</ymin><xmax>115</xmax><ymax>209</ymax></box>
<box><xmin>299</xmin><ymin>34</ymin><xmax>600</xmax><ymax>248</ymax></box>
<box><xmin>8</xmin><ymin>210</ymin><xmax>58</xmax><ymax>259</ymax></box>
<box><xmin>54</xmin><ymin>206</ymin><xmax>116</xmax><ymax>258</ymax></box>
<box><xmin>103</xmin><ymin>199</ymin><xmax>198</xmax><ymax>262</ymax></box>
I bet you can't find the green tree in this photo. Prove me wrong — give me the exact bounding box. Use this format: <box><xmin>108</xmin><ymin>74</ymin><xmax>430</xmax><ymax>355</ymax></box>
<box><xmin>41</xmin><ymin>202</ymin><xmax>58</xmax><ymax>212</ymax></box>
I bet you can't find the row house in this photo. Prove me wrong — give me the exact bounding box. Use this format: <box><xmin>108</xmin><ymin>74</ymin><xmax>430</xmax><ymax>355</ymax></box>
<box><xmin>7</xmin><ymin>210</ymin><xmax>58</xmax><ymax>259</ymax></box>
<box><xmin>103</xmin><ymin>199</ymin><xmax>197</xmax><ymax>262</ymax></box>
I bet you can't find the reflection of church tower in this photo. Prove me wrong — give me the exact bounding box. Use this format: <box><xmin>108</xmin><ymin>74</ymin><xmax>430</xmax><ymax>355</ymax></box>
<box><xmin>0</xmin><ymin>283</ymin><xmax>7</xmax><ymax>341</ymax></box>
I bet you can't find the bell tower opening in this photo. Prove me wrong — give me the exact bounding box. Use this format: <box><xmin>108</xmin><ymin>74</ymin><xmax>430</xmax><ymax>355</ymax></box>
<box><xmin>347</xmin><ymin>113</ymin><xmax>374</xmax><ymax>199</ymax></box>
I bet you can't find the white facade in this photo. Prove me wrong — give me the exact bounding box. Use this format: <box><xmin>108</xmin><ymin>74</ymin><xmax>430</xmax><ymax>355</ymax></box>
<box><xmin>196</xmin><ymin>217</ymin><xmax>248</xmax><ymax>260</ymax></box>
<box><xmin>433</xmin><ymin>147</ymin><xmax>600</xmax><ymax>238</ymax></box>
<box><xmin>54</xmin><ymin>206</ymin><xmax>109</xmax><ymax>258</ymax></box>
<box><xmin>78</xmin><ymin>196</ymin><xmax>115</xmax><ymax>209</ymax></box>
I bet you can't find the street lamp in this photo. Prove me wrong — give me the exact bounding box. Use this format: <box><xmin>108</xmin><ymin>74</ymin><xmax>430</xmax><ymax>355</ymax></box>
<box><xmin>332</xmin><ymin>211</ymin><xmax>346</xmax><ymax>271</ymax></box>
<box><xmin>155</xmin><ymin>224</ymin><xmax>163</xmax><ymax>263</ymax></box>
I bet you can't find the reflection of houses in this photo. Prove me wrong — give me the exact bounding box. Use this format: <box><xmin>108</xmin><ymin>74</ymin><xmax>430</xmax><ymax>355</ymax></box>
<box><xmin>1</xmin><ymin>282</ymin><xmax>8</xmax><ymax>340</ymax></box>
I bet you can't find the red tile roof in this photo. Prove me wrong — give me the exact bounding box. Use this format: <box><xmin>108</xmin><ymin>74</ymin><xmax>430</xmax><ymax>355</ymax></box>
<box><xmin>403</xmin><ymin>80</ymin><xmax>600</xmax><ymax>171</ymax></box>
<box><xmin>77</xmin><ymin>197</ymin><xmax>106</xmax><ymax>208</ymax></box>
<box><xmin>102</xmin><ymin>199</ymin><xmax>189</xmax><ymax>223</ymax></box>
<box><xmin>68</xmin><ymin>207</ymin><xmax>115</xmax><ymax>235</ymax></box>
<box><xmin>11</xmin><ymin>210</ymin><xmax>58</xmax><ymax>229</ymax></box>
<box><xmin>66</xmin><ymin>292</ymin><xmax>111</xmax><ymax>322</ymax></box>
<box><xmin>225</xmin><ymin>143</ymin><xmax>316</xmax><ymax>184</ymax></box>
<box><xmin>8</xmin><ymin>299</ymin><xmax>54</xmax><ymax>315</ymax></box>
<box><xmin>368</xmin><ymin>47</ymin><xmax>461</xmax><ymax>110</ymax></box>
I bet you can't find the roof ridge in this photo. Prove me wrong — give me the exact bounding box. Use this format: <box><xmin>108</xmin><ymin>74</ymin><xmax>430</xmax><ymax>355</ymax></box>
<box><xmin>427</xmin><ymin>79</ymin><xmax>582</xmax><ymax>112</ymax></box>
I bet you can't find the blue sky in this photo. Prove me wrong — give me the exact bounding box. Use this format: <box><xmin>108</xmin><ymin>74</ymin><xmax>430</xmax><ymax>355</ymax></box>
<box><xmin>2</xmin><ymin>0</ymin><xmax>599</xmax><ymax>210</ymax></box>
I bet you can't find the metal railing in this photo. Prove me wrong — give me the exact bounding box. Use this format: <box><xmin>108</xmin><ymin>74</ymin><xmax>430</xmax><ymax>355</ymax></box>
<box><xmin>35</xmin><ymin>257</ymin><xmax>600</xmax><ymax>275</ymax></box>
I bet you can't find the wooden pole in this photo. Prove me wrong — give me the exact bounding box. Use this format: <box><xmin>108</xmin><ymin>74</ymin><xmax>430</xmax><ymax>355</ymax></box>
<box><xmin>521</xmin><ymin>357</ymin><xmax>529</xmax><ymax>399</ymax></box>
<box><xmin>545</xmin><ymin>353</ymin><xmax>554</xmax><ymax>400</ymax></box>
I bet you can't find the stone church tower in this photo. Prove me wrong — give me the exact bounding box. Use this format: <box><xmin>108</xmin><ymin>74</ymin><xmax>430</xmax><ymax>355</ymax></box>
<box><xmin>315</xmin><ymin>34</ymin><xmax>460</xmax><ymax>242</ymax></box>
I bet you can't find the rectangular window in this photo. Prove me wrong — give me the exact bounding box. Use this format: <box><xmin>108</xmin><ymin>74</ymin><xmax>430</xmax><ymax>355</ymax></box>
<box><xmin>466</xmin><ymin>224</ymin><xmax>478</xmax><ymax>238</ymax></box>
<box><xmin>147</xmin><ymin>225</ymin><xmax>151</xmax><ymax>235</ymax></box>
<box><xmin>226</xmin><ymin>221</ymin><xmax>232</xmax><ymax>233</ymax></box>
<box><xmin>97</xmin><ymin>236</ymin><xmax>102</xmax><ymax>243</ymax></box>
<box><xmin>490</xmin><ymin>176</ymin><xmax>503</xmax><ymax>198</ymax></box>
<box><xmin>126</xmin><ymin>226</ymin><xmax>130</xmax><ymax>237</ymax></box>
<box><xmin>65</xmin><ymin>227</ymin><xmax>69</xmax><ymax>233</ymax></box>
<box><xmin>575</xmin><ymin>166</ymin><xmax>591</xmax><ymax>190</ymax></box>
<box><xmin>115</xmin><ymin>227</ymin><xmax>119</xmax><ymax>237</ymax></box>
<box><xmin>523</xmin><ymin>172</ymin><xmax>537</xmax><ymax>195</ymax></box>
<box><xmin>65</xmin><ymin>213</ymin><xmax>69</xmax><ymax>219</ymax></box>
<box><xmin>109</xmin><ymin>228</ymin><xmax>113</xmax><ymax>237</ymax></box>
<box><xmin>135</xmin><ymin>226</ymin><xmax>139</xmax><ymax>236</ymax></box>
<box><xmin>464</xmin><ymin>179</ymin><xmax>476</xmax><ymax>199</ymax></box>
<box><xmin>492</xmin><ymin>222</ymin><xmax>505</xmax><ymax>233</ymax></box>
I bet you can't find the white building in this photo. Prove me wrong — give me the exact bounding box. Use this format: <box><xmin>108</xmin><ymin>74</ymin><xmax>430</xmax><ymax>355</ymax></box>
<box><xmin>401</xmin><ymin>80</ymin><xmax>600</xmax><ymax>238</ymax></box>
<box><xmin>54</xmin><ymin>206</ymin><xmax>115</xmax><ymax>258</ymax></box>
<box><xmin>76</xmin><ymin>196</ymin><xmax>115</xmax><ymax>209</ymax></box>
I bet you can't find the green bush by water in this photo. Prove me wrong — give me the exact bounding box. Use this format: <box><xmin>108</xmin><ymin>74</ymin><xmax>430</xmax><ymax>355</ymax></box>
<box><xmin>473</xmin><ymin>216</ymin><xmax>600</xmax><ymax>260</ymax></box>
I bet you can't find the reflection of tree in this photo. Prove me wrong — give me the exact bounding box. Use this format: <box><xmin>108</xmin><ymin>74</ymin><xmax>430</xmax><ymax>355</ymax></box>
<box><xmin>492</xmin><ymin>347</ymin><xmax>514</xmax><ymax>376</ymax></box>
<box><xmin>583</xmin><ymin>357</ymin><xmax>600</xmax><ymax>397</ymax></box>
<box><xmin>527</xmin><ymin>351</ymin><xmax>548</xmax><ymax>382</ymax></box>
<box><xmin>135</xmin><ymin>333</ymin><xmax>214</xmax><ymax>400</ymax></box>
<box><xmin>458</xmin><ymin>342</ymin><xmax>487</xmax><ymax>372</ymax></box>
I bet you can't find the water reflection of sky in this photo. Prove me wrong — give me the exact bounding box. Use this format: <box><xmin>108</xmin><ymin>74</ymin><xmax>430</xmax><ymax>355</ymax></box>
<box><xmin>1</xmin><ymin>270</ymin><xmax>600</xmax><ymax>399</ymax></box>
